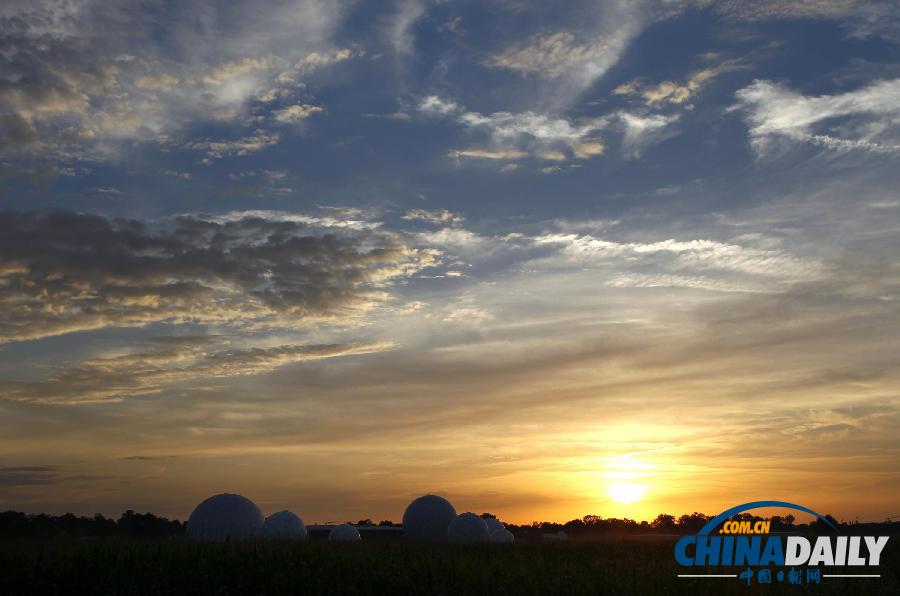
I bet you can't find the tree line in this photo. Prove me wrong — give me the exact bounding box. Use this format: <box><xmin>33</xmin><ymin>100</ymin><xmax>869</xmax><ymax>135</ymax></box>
<box><xmin>2</xmin><ymin>509</ymin><xmax>895</xmax><ymax>539</ymax></box>
<box><xmin>0</xmin><ymin>510</ymin><xmax>184</xmax><ymax>539</ymax></box>
<box><xmin>501</xmin><ymin>512</ymin><xmax>824</xmax><ymax>535</ymax></box>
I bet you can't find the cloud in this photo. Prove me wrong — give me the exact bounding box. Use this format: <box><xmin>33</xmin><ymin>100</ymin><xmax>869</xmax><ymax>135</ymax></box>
<box><xmin>418</xmin><ymin>95</ymin><xmax>460</xmax><ymax>116</ymax></box>
<box><xmin>617</xmin><ymin>111</ymin><xmax>680</xmax><ymax>156</ymax></box>
<box><xmin>0</xmin><ymin>1</ymin><xmax>352</xmax><ymax>161</ymax></box>
<box><xmin>198</xmin><ymin>56</ymin><xmax>277</xmax><ymax>87</ymax></box>
<box><xmin>487</xmin><ymin>31</ymin><xmax>625</xmax><ymax>79</ymax></box>
<box><xmin>483</xmin><ymin>1</ymin><xmax>897</xmax><ymax>113</ymax></box>
<box><xmin>0</xmin><ymin>465</ymin><xmax>60</xmax><ymax>486</ymax></box>
<box><xmin>272</xmin><ymin>104</ymin><xmax>323</xmax><ymax>123</ymax></box>
<box><xmin>733</xmin><ymin>78</ymin><xmax>900</xmax><ymax>155</ymax></box>
<box><xmin>458</xmin><ymin>109</ymin><xmax>606</xmax><ymax>145</ymax></box>
<box><xmin>186</xmin><ymin>130</ymin><xmax>281</xmax><ymax>162</ymax></box>
<box><xmin>415</xmin><ymin>227</ymin><xmax>485</xmax><ymax>252</ymax></box>
<box><xmin>535</xmin><ymin>233</ymin><xmax>823</xmax><ymax>280</ymax></box>
<box><xmin>641</xmin><ymin>68</ymin><xmax>718</xmax><ymax>105</ymax></box>
<box><xmin>161</xmin><ymin>170</ymin><xmax>193</xmax><ymax>180</ymax></box>
<box><xmin>572</xmin><ymin>141</ymin><xmax>605</xmax><ymax>158</ymax></box>
<box><xmin>0</xmin><ymin>342</ymin><xmax>390</xmax><ymax>404</ymax></box>
<box><xmin>288</xmin><ymin>47</ymin><xmax>357</xmax><ymax>75</ymax></box>
<box><xmin>438</xmin><ymin>16</ymin><xmax>463</xmax><ymax>35</ymax></box>
<box><xmin>0</xmin><ymin>209</ymin><xmax>439</xmax><ymax>343</ymax></box>
<box><xmin>714</xmin><ymin>0</ymin><xmax>900</xmax><ymax>40</ymax></box>
<box><xmin>536</xmin><ymin>149</ymin><xmax>567</xmax><ymax>161</ymax></box>
<box><xmin>449</xmin><ymin>149</ymin><xmax>529</xmax><ymax>160</ymax></box>
<box><xmin>385</xmin><ymin>0</ymin><xmax>427</xmax><ymax>55</ymax></box>
<box><xmin>402</xmin><ymin>209</ymin><xmax>465</xmax><ymax>225</ymax></box>
<box><xmin>483</xmin><ymin>0</ymin><xmax>650</xmax><ymax>109</ymax></box>
<box><xmin>422</xmin><ymin>96</ymin><xmax>674</xmax><ymax>163</ymax></box>
<box><xmin>260</xmin><ymin>47</ymin><xmax>359</xmax><ymax>100</ymax></box>
<box><xmin>453</xmin><ymin>108</ymin><xmax>609</xmax><ymax>162</ymax></box>
<box><xmin>606</xmin><ymin>273</ymin><xmax>764</xmax><ymax>293</ymax></box>
<box><xmin>615</xmin><ymin>61</ymin><xmax>743</xmax><ymax>106</ymax></box>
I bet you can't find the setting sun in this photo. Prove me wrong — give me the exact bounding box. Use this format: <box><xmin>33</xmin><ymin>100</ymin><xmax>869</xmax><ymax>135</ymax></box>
<box><xmin>608</xmin><ymin>482</ymin><xmax>647</xmax><ymax>505</ymax></box>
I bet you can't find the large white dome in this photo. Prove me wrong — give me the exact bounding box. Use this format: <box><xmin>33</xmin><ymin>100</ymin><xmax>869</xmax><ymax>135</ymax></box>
<box><xmin>186</xmin><ymin>493</ymin><xmax>263</xmax><ymax>542</ymax></box>
<box><xmin>484</xmin><ymin>517</ymin><xmax>504</xmax><ymax>535</ymax></box>
<box><xmin>490</xmin><ymin>528</ymin><xmax>515</xmax><ymax>543</ymax></box>
<box><xmin>328</xmin><ymin>523</ymin><xmax>361</xmax><ymax>542</ymax></box>
<box><xmin>262</xmin><ymin>510</ymin><xmax>307</xmax><ymax>541</ymax></box>
<box><xmin>402</xmin><ymin>494</ymin><xmax>457</xmax><ymax>541</ymax></box>
<box><xmin>447</xmin><ymin>512</ymin><xmax>490</xmax><ymax>543</ymax></box>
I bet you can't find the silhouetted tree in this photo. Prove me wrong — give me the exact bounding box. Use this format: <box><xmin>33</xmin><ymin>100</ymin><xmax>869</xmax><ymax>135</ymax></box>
<box><xmin>651</xmin><ymin>514</ymin><xmax>676</xmax><ymax>532</ymax></box>
<box><xmin>811</xmin><ymin>514</ymin><xmax>841</xmax><ymax>531</ymax></box>
<box><xmin>676</xmin><ymin>512</ymin><xmax>711</xmax><ymax>533</ymax></box>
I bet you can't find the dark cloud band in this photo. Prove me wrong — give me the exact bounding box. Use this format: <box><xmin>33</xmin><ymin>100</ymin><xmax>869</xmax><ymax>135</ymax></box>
<box><xmin>0</xmin><ymin>209</ymin><xmax>435</xmax><ymax>343</ymax></box>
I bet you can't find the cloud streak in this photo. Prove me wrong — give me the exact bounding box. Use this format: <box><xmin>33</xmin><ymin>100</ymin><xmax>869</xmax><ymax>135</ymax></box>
<box><xmin>733</xmin><ymin>78</ymin><xmax>900</xmax><ymax>155</ymax></box>
<box><xmin>0</xmin><ymin>341</ymin><xmax>390</xmax><ymax>405</ymax></box>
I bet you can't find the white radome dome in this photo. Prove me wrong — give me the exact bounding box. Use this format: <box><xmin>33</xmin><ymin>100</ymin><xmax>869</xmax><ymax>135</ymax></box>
<box><xmin>484</xmin><ymin>517</ymin><xmax>504</xmax><ymax>535</ymax></box>
<box><xmin>328</xmin><ymin>523</ymin><xmax>361</xmax><ymax>542</ymax></box>
<box><xmin>186</xmin><ymin>493</ymin><xmax>263</xmax><ymax>542</ymax></box>
<box><xmin>447</xmin><ymin>512</ymin><xmax>490</xmax><ymax>543</ymax></box>
<box><xmin>263</xmin><ymin>510</ymin><xmax>307</xmax><ymax>541</ymax></box>
<box><xmin>403</xmin><ymin>494</ymin><xmax>457</xmax><ymax>541</ymax></box>
<box><xmin>490</xmin><ymin>528</ymin><xmax>515</xmax><ymax>543</ymax></box>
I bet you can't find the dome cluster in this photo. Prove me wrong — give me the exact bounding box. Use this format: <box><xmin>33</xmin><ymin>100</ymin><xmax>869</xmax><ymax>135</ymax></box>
<box><xmin>402</xmin><ymin>494</ymin><xmax>514</xmax><ymax>544</ymax></box>
<box><xmin>186</xmin><ymin>494</ymin><xmax>307</xmax><ymax>543</ymax></box>
<box><xmin>186</xmin><ymin>492</ymin><xmax>514</xmax><ymax>544</ymax></box>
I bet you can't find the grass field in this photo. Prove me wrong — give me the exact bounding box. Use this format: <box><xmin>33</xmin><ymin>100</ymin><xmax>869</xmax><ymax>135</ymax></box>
<box><xmin>1</xmin><ymin>537</ymin><xmax>898</xmax><ymax>595</ymax></box>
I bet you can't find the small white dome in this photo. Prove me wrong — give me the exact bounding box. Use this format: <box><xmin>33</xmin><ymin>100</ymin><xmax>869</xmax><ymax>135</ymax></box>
<box><xmin>186</xmin><ymin>493</ymin><xmax>263</xmax><ymax>542</ymax></box>
<box><xmin>328</xmin><ymin>523</ymin><xmax>361</xmax><ymax>542</ymax></box>
<box><xmin>490</xmin><ymin>528</ymin><xmax>515</xmax><ymax>543</ymax></box>
<box><xmin>403</xmin><ymin>494</ymin><xmax>457</xmax><ymax>541</ymax></box>
<box><xmin>263</xmin><ymin>510</ymin><xmax>307</xmax><ymax>541</ymax></box>
<box><xmin>447</xmin><ymin>512</ymin><xmax>490</xmax><ymax>543</ymax></box>
<box><xmin>484</xmin><ymin>517</ymin><xmax>504</xmax><ymax>535</ymax></box>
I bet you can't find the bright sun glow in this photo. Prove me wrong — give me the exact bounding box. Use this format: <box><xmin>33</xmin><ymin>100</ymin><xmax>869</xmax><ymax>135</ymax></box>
<box><xmin>607</xmin><ymin>482</ymin><xmax>646</xmax><ymax>504</ymax></box>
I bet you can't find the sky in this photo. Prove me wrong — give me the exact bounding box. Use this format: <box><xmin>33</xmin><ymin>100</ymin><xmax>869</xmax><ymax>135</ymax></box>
<box><xmin>0</xmin><ymin>0</ymin><xmax>899</xmax><ymax>525</ymax></box>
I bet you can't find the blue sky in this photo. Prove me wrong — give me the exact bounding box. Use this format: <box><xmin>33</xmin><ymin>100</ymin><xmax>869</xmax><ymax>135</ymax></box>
<box><xmin>1</xmin><ymin>0</ymin><xmax>899</xmax><ymax>523</ymax></box>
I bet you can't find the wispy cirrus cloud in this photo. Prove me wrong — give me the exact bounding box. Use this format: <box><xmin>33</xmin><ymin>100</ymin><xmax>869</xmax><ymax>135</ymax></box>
<box><xmin>714</xmin><ymin>0</ymin><xmax>900</xmax><ymax>41</ymax></box>
<box><xmin>0</xmin><ymin>465</ymin><xmax>61</xmax><ymax>486</ymax></box>
<box><xmin>483</xmin><ymin>0</ymin><xmax>654</xmax><ymax>110</ymax></box>
<box><xmin>733</xmin><ymin>78</ymin><xmax>900</xmax><ymax>155</ymax></box>
<box><xmin>486</xmin><ymin>29</ymin><xmax>636</xmax><ymax>81</ymax></box>
<box><xmin>448</xmin><ymin>148</ymin><xmax>530</xmax><ymax>161</ymax></box>
<box><xmin>384</xmin><ymin>0</ymin><xmax>427</xmax><ymax>55</ymax></box>
<box><xmin>0</xmin><ymin>341</ymin><xmax>390</xmax><ymax>405</ymax></box>
<box><xmin>535</xmin><ymin>233</ymin><xmax>824</xmax><ymax>281</ymax></box>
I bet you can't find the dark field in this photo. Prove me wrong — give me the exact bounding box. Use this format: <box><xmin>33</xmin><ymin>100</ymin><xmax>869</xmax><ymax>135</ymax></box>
<box><xmin>1</xmin><ymin>537</ymin><xmax>898</xmax><ymax>595</ymax></box>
